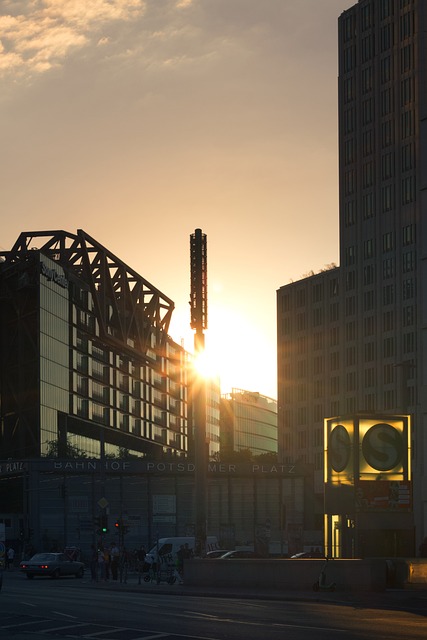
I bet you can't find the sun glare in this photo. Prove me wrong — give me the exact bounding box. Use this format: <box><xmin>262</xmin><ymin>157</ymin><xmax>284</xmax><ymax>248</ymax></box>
<box><xmin>192</xmin><ymin>347</ymin><xmax>220</xmax><ymax>381</ymax></box>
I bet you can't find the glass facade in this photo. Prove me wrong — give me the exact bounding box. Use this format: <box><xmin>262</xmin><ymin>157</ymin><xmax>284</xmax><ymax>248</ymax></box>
<box><xmin>0</xmin><ymin>238</ymin><xmax>189</xmax><ymax>460</ymax></box>
<box><xmin>220</xmin><ymin>389</ymin><xmax>278</xmax><ymax>456</ymax></box>
<box><xmin>39</xmin><ymin>256</ymin><xmax>70</xmax><ymax>455</ymax></box>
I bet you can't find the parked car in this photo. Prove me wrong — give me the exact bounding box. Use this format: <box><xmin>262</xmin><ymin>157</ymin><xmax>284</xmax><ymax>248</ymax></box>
<box><xmin>205</xmin><ymin>549</ymin><xmax>231</xmax><ymax>558</ymax></box>
<box><xmin>290</xmin><ymin>551</ymin><xmax>324</xmax><ymax>558</ymax></box>
<box><xmin>20</xmin><ymin>553</ymin><xmax>85</xmax><ymax>579</ymax></box>
<box><xmin>217</xmin><ymin>550</ymin><xmax>261</xmax><ymax>559</ymax></box>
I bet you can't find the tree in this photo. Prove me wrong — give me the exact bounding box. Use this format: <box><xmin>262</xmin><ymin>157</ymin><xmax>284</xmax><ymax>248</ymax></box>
<box><xmin>43</xmin><ymin>438</ymin><xmax>87</xmax><ymax>458</ymax></box>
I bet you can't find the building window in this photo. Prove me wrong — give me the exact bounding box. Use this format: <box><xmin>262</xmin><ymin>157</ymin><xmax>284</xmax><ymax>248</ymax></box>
<box><xmin>363</xmin><ymin>238</ymin><xmax>375</xmax><ymax>259</ymax></box>
<box><xmin>344</xmin><ymin>200</ymin><xmax>357</xmax><ymax>226</ymax></box>
<box><xmin>364</xmin><ymin>316</ymin><xmax>375</xmax><ymax>336</ymax></box>
<box><xmin>381</xmin><ymin>87</ymin><xmax>393</xmax><ymax>116</ymax></box>
<box><xmin>363</xmin><ymin>264</ymin><xmax>375</xmax><ymax>285</ymax></box>
<box><xmin>344</xmin><ymin>107</ymin><xmax>356</xmax><ymax>133</ymax></box>
<box><xmin>402</xmin><ymin>250</ymin><xmax>415</xmax><ymax>273</ymax></box>
<box><xmin>346</xmin><ymin>321</ymin><xmax>356</xmax><ymax>341</ymax></box>
<box><xmin>362</xmin><ymin>66</ymin><xmax>373</xmax><ymax>93</ymax></box>
<box><xmin>401</xmin><ymin>77</ymin><xmax>414</xmax><ymax>106</ymax></box>
<box><xmin>343</xmin><ymin>45</ymin><xmax>356</xmax><ymax>72</ymax></box>
<box><xmin>381</xmin><ymin>24</ymin><xmax>393</xmax><ymax>51</ymax></box>
<box><xmin>383</xmin><ymin>257</ymin><xmax>394</xmax><ymax>279</ymax></box>
<box><xmin>296</xmin><ymin>289</ymin><xmax>307</xmax><ymax>307</ymax></box>
<box><xmin>346</xmin><ymin>346</ymin><xmax>356</xmax><ymax>366</ymax></box>
<box><xmin>313</xmin><ymin>307</ymin><xmax>323</xmax><ymax>327</ymax></box>
<box><xmin>381</xmin><ymin>120</ymin><xmax>393</xmax><ymax>146</ymax></box>
<box><xmin>312</xmin><ymin>283</ymin><xmax>323</xmax><ymax>303</ymax></box>
<box><xmin>381</xmin><ymin>184</ymin><xmax>394</xmax><ymax>211</ymax></box>
<box><xmin>402</xmin><ymin>142</ymin><xmax>415</xmax><ymax>172</ymax></box>
<box><xmin>313</xmin><ymin>331</ymin><xmax>323</xmax><ymax>350</ymax></box>
<box><xmin>330</xmin><ymin>327</ymin><xmax>339</xmax><ymax>347</ymax></box>
<box><xmin>381</xmin><ymin>152</ymin><xmax>394</xmax><ymax>180</ymax></box>
<box><xmin>344</xmin><ymin>77</ymin><xmax>355</xmax><ymax>103</ymax></box>
<box><xmin>364</xmin><ymin>342</ymin><xmax>375</xmax><ymax>363</ymax></box>
<box><xmin>401</xmin><ymin>44</ymin><xmax>413</xmax><ymax>73</ymax></box>
<box><xmin>403</xmin><ymin>278</ymin><xmax>415</xmax><ymax>300</ymax></box>
<box><xmin>362</xmin><ymin>129</ymin><xmax>374</xmax><ymax>157</ymax></box>
<box><xmin>380</xmin><ymin>55</ymin><xmax>392</xmax><ymax>83</ymax></box>
<box><xmin>402</xmin><ymin>224</ymin><xmax>416</xmax><ymax>245</ymax></box>
<box><xmin>343</xmin><ymin>14</ymin><xmax>356</xmax><ymax>42</ymax></box>
<box><xmin>403</xmin><ymin>332</ymin><xmax>416</xmax><ymax>353</ymax></box>
<box><xmin>362</xmin><ymin>98</ymin><xmax>374</xmax><ymax>124</ymax></box>
<box><xmin>361</xmin><ymin>4</ymin><xmax>373</xmax><ymax>32</ymax></box>
<box><xmin>402</xmin><ymin>176</ymin><xmax>416</xmax><ymax>204</ymax></box>
<box><xmin>403</xmin><ymin>305</ymin><xmax>414</xmax><ymax>327</ymax></box>
<box><xmin>329</xmin><ymin>302</ymin><xmax>339</xmax><ymax>321</ymax></box>
<box><xmin>364</xmin><ymin>368</ymin><xmax>375</xmax><ymax>387</ymax></box>
<box><xmin>380</xmin><ymin>0</ymin><xmax>393</xmax><ymax>20</ymax></box>
<box><xmin>384</xmin><ymin>390</ymin><xmax>395</xmax><ymax>410</ymax></box>
<box><xmin>330</xmin><ymin>278</ymin><xmax>339</xmax><ymax>297</ymax></box>
<box><xmin>314</xmin><ymin>356</ymin><xmax>324</xmax><ymax>375</ymax></box>
<box><xmin>400</xmin><ymin>11</ymin><xmax>414</xmax><ymax>41</ymax></box>
<box><xmin>363</xmin><ymin>290</ymin><xmax>374</xmax><ymax>311</ymax></box>
<box><xmin>346</xmin><ymin>372</ymin><xmax>357</xmax><ymax>392</ymax></box>
<box><xmin>345</xmin><ymin>246</ymin><xmax>356</xmax><ymax>265</ymax></box>
<box><xmin>383</xmin><ymin>284</ymin><xmax>394</xmax><ymax>305</ymax></box>
<box><xmin>363</xmin><ymin>161</ymin><xmax>375</xmax><ymax>188</ymax></box>
<box><xmin>384</xmin><ymin>363</ymin><xmax>395</xmax><ymax>384</ymax></box>
<box><xmin>330</xmin><ymin>377</ymin><xmax>340</xmax><ymax>395</ymax></box>
<box><xmin>363</xmin><ymin>192</ymin><xmax>375</xmax><ymax>219</ymax></box>
<box><xmin>383</xmin><ymin>336</ymin><xmax>395</xmax><ymax>357</ymax></box>
<box><xmin>297</xmin><ymin>313</ymin><xmax>307</xmax><ymax>331</ymax></box>
<box><xmin>346</xmin><ymin>270</ymin><xmax>356</xmax><ymax>291</ymax></box>
<box><xmin>401</xmin><ymin>110</ymin><xmax>414</xmax><ymax>138</ymax></box>
<box><xmin>345</xmin><ymin>296</ymin><xmax>356</xmax><ymax>316</ymax></box>
<box><xmin>330</xmin><ymin>351</ymin><xmax>340</xmax><ymax>371</ymax></box>
<box><xmin>383</xmin><ymin>231</ymin><xmax>394</xmax><ymax>252</ymax></box>
<box><xmin>383</xmin><ymin>310</ymin><xmax>394</xmax><ymax>331</ymax></box>
<box><xmin>344</xmin><ymin>169</ymin><xmax>356</xmax><ymax>195</ymax></box>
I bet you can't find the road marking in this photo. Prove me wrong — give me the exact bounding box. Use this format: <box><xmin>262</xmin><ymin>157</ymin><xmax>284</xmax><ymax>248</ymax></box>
<box><xmin>52</xmin><ymin>611</ymin><xmax>77</xmax><ymax>618</ymax></box>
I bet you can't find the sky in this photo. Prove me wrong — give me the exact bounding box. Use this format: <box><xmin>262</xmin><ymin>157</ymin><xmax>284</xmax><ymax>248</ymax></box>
<box><xmin>0</xmin><ymin>0</ymin><xmax>352</xmax><ymax>400</ymax></box>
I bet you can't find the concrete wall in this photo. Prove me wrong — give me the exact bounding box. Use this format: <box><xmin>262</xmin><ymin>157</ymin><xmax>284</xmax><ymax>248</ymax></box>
<box><xmin>392</xmin><ymin>558</ymin><xmax>427</xmax><ymax>588</ymax></box>
<box><xmin>184</xmin><ymin>558</ymin><xmax>388</xmax><ymax>592</ymax></box>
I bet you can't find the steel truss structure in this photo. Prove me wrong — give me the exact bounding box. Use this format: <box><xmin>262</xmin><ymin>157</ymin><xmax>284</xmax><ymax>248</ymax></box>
<box><xmin>1</xmin><ymin>229</ymin><xmax>174</xmax><ymax>355</ymax></box>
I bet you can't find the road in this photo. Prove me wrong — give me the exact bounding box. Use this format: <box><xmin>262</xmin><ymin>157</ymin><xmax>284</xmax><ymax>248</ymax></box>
<box><xmin>0</xmin><ymin>569</ymin><xmax>426</xmax><ymax>639</ymax></box>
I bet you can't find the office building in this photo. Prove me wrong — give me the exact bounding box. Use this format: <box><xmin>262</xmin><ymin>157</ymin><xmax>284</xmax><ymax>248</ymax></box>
<box><xmin>277</xmin><ymin>0</ymin><xmax>426</xmax><ymax>550</ymax></box>
<box><xmin>0</xmin><ymin>229</ymin><xmax>189</xmax><ymax>460</ymax></box>
<box><xmin>220</xmin><ymin>389</ymin><xmax>278</xmax><ymax>457</ymax></box>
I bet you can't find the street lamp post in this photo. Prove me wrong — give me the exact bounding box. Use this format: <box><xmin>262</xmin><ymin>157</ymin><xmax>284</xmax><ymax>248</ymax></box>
<box><xmin>190</xmin><ymin>229</ymin><xmax>208</xmax><ymax>556</ymax></box>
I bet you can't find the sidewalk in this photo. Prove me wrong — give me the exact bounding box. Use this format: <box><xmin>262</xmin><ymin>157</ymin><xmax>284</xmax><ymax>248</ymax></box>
<box><xmin>87</xmin><ymin>571</ymin><xmax>427</xmax><ymax>612</ymax></box>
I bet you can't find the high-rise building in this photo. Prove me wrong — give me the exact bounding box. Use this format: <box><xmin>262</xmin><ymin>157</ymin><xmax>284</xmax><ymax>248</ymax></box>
<box><xmin>0</xmin><ymin>230</ymin><xmax>189</xmax><ymax>459</ymax></box>
<box><xmin>277</xmin><ymin>0</ymin><xmax>426</xmax><ymax>550</ymax></box>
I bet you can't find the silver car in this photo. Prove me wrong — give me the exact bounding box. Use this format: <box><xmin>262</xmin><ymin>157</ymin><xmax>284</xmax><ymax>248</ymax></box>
<box><xmin>20</xmin><ymin>553</ymin><xmax>85</xmax><ymax>579</ymax></box>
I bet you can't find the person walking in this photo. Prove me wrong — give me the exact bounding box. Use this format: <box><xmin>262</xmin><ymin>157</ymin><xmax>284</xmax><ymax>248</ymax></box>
<box><xmin>110</xmin><ymin>542</ymin><xmax>120</xmax><ymax>581</ymax></box>
<box><xmin>136</xmin><ymin>545</ymin><xmax>146</xmax><ymax>584</ymax></box>
<box><xmin>90</xmin><ymin>544</ymin><xmax>98</xmax><ymax>582</ymax></box>
<box><xmin>103</xmin><ymin>545</ymin><xmax>111</xmax><ymax>581</ymax></box>
<box><xmin>6</xmin><ymin>547</ymin><xmax>15</xmax><ymax>570</ymax></box>
<box><xmin>97</xmin><ymin>547</ymin><xmax>106</xmax><ymax>582</ymax></box>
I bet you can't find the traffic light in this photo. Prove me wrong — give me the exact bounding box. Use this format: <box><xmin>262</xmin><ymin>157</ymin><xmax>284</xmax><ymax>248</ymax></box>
<box><xmin>95</xmin><ymin>514</ymin><xmax>109</xmax><ymax>535</ymax></box>
<box><xmin>114</xmin><ymin>519</ymin><xmax>121</xmax><ymax>530</ymax></box>
<box><xmin>100</xmin><ymin>514</ymin><xmax>109</xmax><ymax>534</ymax></box>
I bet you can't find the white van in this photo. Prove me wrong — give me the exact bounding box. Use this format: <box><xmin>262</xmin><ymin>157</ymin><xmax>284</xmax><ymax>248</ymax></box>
<box><xmin>147</xmin><ymin>536</ymin><xmax>219</xmax><ymax>568</ymax></box>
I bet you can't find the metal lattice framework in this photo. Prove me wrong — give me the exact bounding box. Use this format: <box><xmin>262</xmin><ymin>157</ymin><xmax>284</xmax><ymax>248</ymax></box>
<box><xmin>1</xmin><ymin>229</ymin><xmax>175</xmax><ymax>356</ymax></box>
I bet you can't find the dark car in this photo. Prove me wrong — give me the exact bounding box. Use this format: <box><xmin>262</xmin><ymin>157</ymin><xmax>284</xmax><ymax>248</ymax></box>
<box><xmin>20</xmin><ymin>553</ymin><xmax>85</xmax><ymax>579</ymax></box>
<box><xmin>217</xmin><ymin>550</ymin><xmax>261</xmax><ymax>559</ymax></box>
<box><xmin>205</xmin><ymin>549</ymin><xmax>231</xmax><ymax>558</ymax></box>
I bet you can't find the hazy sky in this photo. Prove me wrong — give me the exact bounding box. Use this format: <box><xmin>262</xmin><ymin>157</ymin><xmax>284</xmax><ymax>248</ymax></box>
<box><xmin>0</xmin><ymin>0</ymin><xmax>351</xmax><ymax>399</ymax></box>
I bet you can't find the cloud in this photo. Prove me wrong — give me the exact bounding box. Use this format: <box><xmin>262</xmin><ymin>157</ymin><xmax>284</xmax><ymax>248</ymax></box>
<box><xmin>0</xmin><ymin>0</ymin><xmax>146</xmax><ymax>79</ymax></box>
